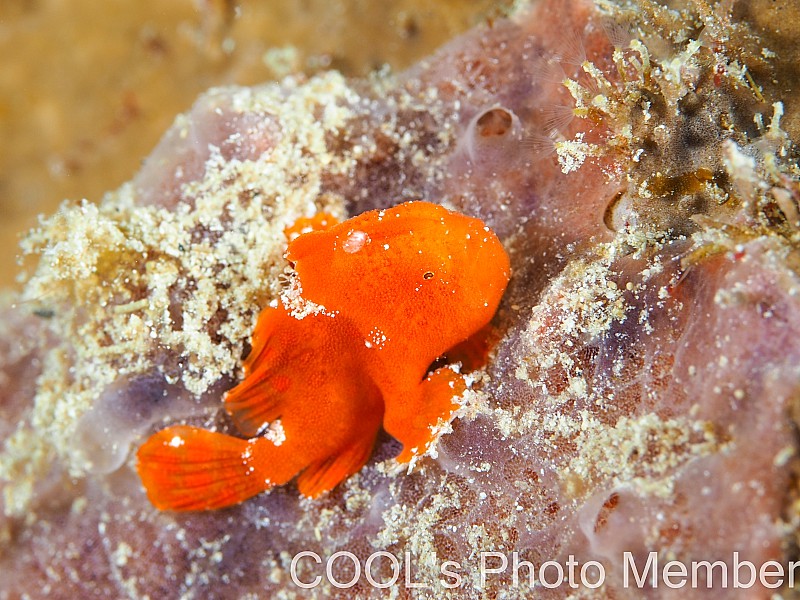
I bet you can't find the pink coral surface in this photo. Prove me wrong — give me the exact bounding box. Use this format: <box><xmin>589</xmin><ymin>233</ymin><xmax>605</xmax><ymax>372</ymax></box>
<box><xmin>2</xmin><ymin>0</ymin><xmax>800</xmax><ymax>598</ymax></box>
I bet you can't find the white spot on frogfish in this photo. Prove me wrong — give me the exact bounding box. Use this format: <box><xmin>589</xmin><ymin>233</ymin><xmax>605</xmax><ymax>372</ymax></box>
<box><xmin>265</xmin><ymin>420</ymin><xmax>287</xmax><ymax>446</ymax></box>
<box><xmin>343</xmin><ymin>230</ymin><xmax>370</xmax><ymax>253</ymax></box>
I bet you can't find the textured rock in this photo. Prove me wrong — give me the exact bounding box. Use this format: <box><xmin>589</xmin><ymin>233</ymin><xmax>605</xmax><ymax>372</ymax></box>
<box><xmin>2</xmin><ymin>0</ymin><xmax>800</xmax><ymax>598</ymax></box>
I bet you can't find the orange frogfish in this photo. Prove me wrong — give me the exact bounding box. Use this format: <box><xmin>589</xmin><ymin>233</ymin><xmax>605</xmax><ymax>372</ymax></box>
<box><xmin>136</xmin><ymin>201</ymin><xmax>510</xmax><ymax>510</ymax></box>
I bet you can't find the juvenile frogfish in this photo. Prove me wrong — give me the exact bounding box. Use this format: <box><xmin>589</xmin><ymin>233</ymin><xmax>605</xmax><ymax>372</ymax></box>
<box><xmin>136</xmin><ymin>201</ymin><xmax>510</xmax><ymax>510</ymax></box>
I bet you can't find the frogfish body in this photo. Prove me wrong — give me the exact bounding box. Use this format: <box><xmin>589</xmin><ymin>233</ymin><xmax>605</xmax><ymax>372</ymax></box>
<box><xmin>136</xmin><ymin>201</ymin><xmax>510</xmax><ymax>510</ymax></box>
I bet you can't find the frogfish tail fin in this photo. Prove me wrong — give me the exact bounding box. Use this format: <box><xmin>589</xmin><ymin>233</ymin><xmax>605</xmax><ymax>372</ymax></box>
<box><xmin>136</xmin><ymin>425</ymin><xmax>272</xmax><ymax>511</ymax></box>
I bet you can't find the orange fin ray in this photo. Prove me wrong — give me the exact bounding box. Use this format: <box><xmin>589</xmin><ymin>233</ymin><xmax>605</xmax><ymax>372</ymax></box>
<box><xmin>227</xmin><ymin>306</ymin><xmax>341</xmax><ymax>436</ymax></box>
<box><xmin>226</xmin><ymin>307</ymin><xmax>313</xmax><ymax>436</ymax></box>
<box><xmin>283</xmin><ymin>212</ymin><xmax>339</xmax><ymax>241</ymax></box>
<box><xmin>297</xmin><ymin>435</ymin><xmax>378</xmax><ymax>498</ymax></box>
<box><xmin>224</xmin><ymin>374</ymin><xmax>284</xmax><ymax>436</ymax></box>
<box><xmin>241</xmin><ymin>306</ymin><xmax>280</xmax><ymax>375</ymax></box>
<box><xmin>136</xmin><ymin>425</ymin><xmax>272</xmax><ymax>511</ymax></box>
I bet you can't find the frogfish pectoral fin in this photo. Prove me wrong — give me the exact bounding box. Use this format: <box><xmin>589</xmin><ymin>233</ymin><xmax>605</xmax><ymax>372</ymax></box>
<box><xmin>223</xmin><ymin>304</ymin><xmax>295</xmax><ymax>438</ymax></box>
<box><xmin>384</xmin><ymin>367</ymin><xmax>466</xmax><ymax>464</ymax></box>
<box><xmin>225</xmin><ymin>306</ymin><xmax>333</xmax><ymax>437</ymax></box>
<box><xmin>224</xmin><ymin>366</ymin><xmax>284</xmax><ymax>438</ymax></box>
<box><xmin>225</xmin><ymin>306</ymin><xmax>308</xmax><ymax>436</ymax></box>
<box><xmin>440</xmin><ymin>324</ymin><xmax>500</xmax><ymax>372</ymax></box>
<box><xmin>297</xmin><ymin>432</ymin><xmax>380</xmax><ymax>498</ymax></box>
<box><xmin>135</xmin><ymin>425</ymin><xmax>297</xmax><ymax>511</ymax></box>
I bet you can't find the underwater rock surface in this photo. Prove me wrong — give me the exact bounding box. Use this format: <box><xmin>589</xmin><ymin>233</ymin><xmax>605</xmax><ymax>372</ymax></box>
<box><xmin>2</xmin><ymin>0</ymin><xmax>800</xmax><ymax>597</ymax></box>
